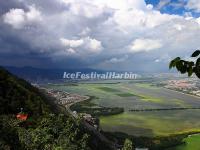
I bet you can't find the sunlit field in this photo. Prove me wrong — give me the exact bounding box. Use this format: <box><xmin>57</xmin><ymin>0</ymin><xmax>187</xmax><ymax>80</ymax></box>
<box><xmin>167</xmin><ymin>134</ymin><xmax>200</xmax><ymax>150</ymax></box>
<box><xmin>46</xmin><ymin>80</ymin><xmax>200</xmax><ymax>137</ymax></box>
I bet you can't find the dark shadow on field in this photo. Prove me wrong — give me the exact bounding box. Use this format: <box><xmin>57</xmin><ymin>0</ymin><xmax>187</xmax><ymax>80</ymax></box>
<box><xmin>103</xmin><ymin>124</ymin><xmax>154</xmax><ymax>137</ymax></box>
<box><xmin>102</xmin><ymin>130</ymin><xmax>187</xmax><ymax>150</ymax></box>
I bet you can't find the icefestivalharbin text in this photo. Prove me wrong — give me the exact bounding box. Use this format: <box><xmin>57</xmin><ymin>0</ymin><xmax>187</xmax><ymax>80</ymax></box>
<box><xmin>63</xmin><ymin>72</ymin><xmax>138</xmax><ymax>79</ymax></box>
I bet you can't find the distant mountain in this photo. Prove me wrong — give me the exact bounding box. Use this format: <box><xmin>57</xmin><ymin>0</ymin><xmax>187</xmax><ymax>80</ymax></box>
<box><xmin>4</xmin><ymin>66</ymin><xmax>105</xmax><ymax>82</ymax></box>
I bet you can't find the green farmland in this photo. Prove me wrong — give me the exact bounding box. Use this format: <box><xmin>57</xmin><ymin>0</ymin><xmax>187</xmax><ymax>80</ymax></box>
<box><xmin>46</xmin><ymin>80</ymin><xmax>200</xmax><ymax>137</ymax></box>
<box><xmin>167</xmin><ymin>134</ymin><xmax>200</xmax><ymax>150</ymax></box>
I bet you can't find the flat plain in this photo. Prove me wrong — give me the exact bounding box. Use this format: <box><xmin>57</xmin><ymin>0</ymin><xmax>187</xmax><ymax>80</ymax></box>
<box><xmin>46</xmin><ymin>80</ymin><xmax>200</xmax><ymax>137</ymax></box>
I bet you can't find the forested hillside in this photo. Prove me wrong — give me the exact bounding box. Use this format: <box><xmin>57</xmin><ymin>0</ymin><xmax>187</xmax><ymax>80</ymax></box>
<box><xmin>0</xmin><ymin>67</ymin><xmax>110</xmax><ymax>150</ymax></box>
<box><xmin>0</xmin><ymin>66</ymin><xmax>50</xmax><ymax>115</ymax></box>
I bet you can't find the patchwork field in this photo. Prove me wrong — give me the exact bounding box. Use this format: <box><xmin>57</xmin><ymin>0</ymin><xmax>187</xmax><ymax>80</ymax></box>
<box><xmin>46</xmin><ymin>80</ymin><xmax>200</xmax><ymax>137</ymax></box>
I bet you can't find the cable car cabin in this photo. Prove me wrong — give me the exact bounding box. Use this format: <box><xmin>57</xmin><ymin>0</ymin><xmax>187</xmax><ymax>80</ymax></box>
<box><xmin>16</xmin><ymin>114</ymin><xmax>28</xmax><ymax>121</ymax></box>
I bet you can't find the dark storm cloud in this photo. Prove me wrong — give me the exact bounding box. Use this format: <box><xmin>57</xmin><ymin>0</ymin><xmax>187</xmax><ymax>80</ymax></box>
<box><xmin>0</xmin><ymin>0</ymin><xmax>27</xmax><ymax>15</ymax></box>
<box><xmin>0</xmin><ymin>24</ymin><xmax>30</xmax><ymax>53</ymax></box>
<box><xmin>0</xmin><ymin>0</ymin><xmax>200</xmax><ymax>72</ymax></box>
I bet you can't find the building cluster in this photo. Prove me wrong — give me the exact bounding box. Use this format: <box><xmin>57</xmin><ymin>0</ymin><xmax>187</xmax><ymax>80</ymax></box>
<box><xmin>190</xmin><ymin>90</ymin><xmax>200</xmax><ymax>97</ymax></box>
<box><xmin>40</xmin><ymin>87</ymin><xmax>99</xmax><ymax>129</ymax></box>
<box><xmin>163</xmin><ymin>79</ymin><xmax>200</xmax><ymax>96</ymax></box>
<box><xmin>45</xmin><ymin>89</ymin><xmax>88</xmax><ymax>107</ymax></box>
<box><xmin>164</xmin><ymin>80</ymin><xmax>197</xmax><ymax>91</ymax></box>
<box><xmin>80</xmin><ymin>113</ymin><xmax>99</xmax><ymax>130</ymax></box>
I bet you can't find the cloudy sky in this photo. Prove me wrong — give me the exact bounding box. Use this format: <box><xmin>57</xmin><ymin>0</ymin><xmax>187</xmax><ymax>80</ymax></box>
<box><xmin>0</xmin><ymin>0</ymin><xmax>200</xmax><ymax>72</ymax></box>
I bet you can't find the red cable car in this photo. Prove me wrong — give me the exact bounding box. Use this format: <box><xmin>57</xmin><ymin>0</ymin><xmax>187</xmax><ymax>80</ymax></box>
<box><xmin>16</xmin><ymin>114</ymin><xmax>28</xmax><ymax>121</ymax></box>
<box><xmin>16</xmin><ymin>108</ymin><xmax>28</xmax><ymax>121</ymax></box>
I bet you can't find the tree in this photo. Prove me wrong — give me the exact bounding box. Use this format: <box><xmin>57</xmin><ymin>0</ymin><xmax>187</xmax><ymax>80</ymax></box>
<box><xmin>122</xmin><ymin>138</ymin><xmax>133</xmax><ymax>150</ymax></box>
<box><xmin>18</xmin><ymin>114</ymin><xmax>91</xmax><ymax>150</ymax></box>
<box><xmin>169</xmin><ymin>50</ymin><xmax>200</xmax><ymax>78</ymax></box>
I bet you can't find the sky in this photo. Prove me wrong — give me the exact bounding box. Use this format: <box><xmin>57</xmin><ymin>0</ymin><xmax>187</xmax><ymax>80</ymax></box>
<box><xmin>0</xmin><ymin>0</ymin><xmax>200</xmax><ymax>72</ymax></box>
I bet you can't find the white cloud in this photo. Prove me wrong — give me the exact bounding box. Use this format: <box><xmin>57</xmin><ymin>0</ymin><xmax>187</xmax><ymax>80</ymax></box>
<box><xmin>79</xmin><ymin>27</ymin><xmax>91</xmax><ymax>36</ymax></box>
<box><xmin>60</xmin><ymin>37</ymin><xmax>103</xmax><ymax>54</ymax></box>
<box><xmin>156</xmin><ymin>0</ymin><xmax>171</xmax><ymax>10</ymax></box>
<box><xmin>61</xmin><ymin>0</ymin><xmax>106</xmax><ymax>18</ymax></box>
<box><xmin>71</xmin><ymin>3</ymin><xmax>103</xmax><ymax>18</ymax></box>
<box><xmin>186</xmin><ymin>0</ymin><xmax>200</xmax><ymax>12</ymax></box>
<box><xmin>107</xmin><ymin>55</ymin><xmax>128</xmax><ymax>63</ymax></box>
<box><xmin>3</xmin><ymin>5</ymin><xmax>42</xmax><ymax>29</ymax></box>
<box><xmin>154</xmin><ymin>54</ymin><xmax>171</xmax><ymax>63</ymax></box>
<box><xmin>93</xmin><ymin>0</ymin><xmax>146</xmax><ymax>10</ymax></box>
<box><xmin>174</xmin><ymin>24</ymin><xmax>185</xmax><ymax>31</ymax></box>
<box><xmin>66</xmin><ymin>48</ymin><xmax>76</xmax><ymax>54</ymax></box>
<box><xmin>146</xmin><ymin>4</ymin><xmax>153</xmax><ymax>10</ymax></box>
<box><xmin>154</xmin><ymin>59</ymin><xmax>160</xmax><ymax>62</ymax></box>
<box><xmin>26</xmin><ymin>5</ymin><xmax>42</xmax><ymax>22</ymax></box>
<box><xmin>196</xmin><ymin>17</ymin><xmax>200</xmax><ymax>25</ymax></box>
<box><xmin>85</xmin><ymin>37</ymin><xmax>102</xmax><ymax>52</ymax></box>
<box><xmin>129</xmin><ymin>38</ymin><xmax>162</xmax><ymax>53</ymax></box>
<box><xmin>107</xmin><ymin>6</ymin><xmax>181</xmax><ymax>32</ymax></box>
<box><xmin>3</xmin><ymin>9</ymin><xmax>26</xmax><ymax>29</ymax></box>
<box><xmin>60</xmin><ymin>38</ymin><xmax>84</xmax><ymax>48</ymax></box>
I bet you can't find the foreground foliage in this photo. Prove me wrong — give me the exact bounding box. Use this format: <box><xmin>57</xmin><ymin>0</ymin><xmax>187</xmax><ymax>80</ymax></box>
<box><xmin>0</xmin><ymin>67</ymin><xmax>107</xmax><ymax>150</ymax></box>
<box><xmin>169</xmin><ymin>50</ymin><xmax>200</xmax><ymax>78</ymax></box>
<box><xmin>122</xmin><ymin>139</ymin><xmax>133</xmax><ymax>150</ymax></box>
<box><xmin>0</xmin><ymin>114</ymin><xmax>90</xmax><ymax>150</ymax></box>
<box><xmin>103</xmin><ymin>131</ymin><xmax>188</xmax><ymax>150</ymax></box>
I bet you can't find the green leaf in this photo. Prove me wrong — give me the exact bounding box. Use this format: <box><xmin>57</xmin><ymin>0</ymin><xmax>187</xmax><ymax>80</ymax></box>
<box><xmin>194</xmin><ymin>67</ymin><xmax>200</xmax><ymax>78</ymax></box>
<box><xmin>180</xmin><ymin>65</ymin><xmax>187</xmax><ymax>74</ymax></box>
<box><xmin>174</xmin><ymin>57</ymin><xmax>181</xmax><ymax>61</ymax></box>
<box><xmin>196</xmin><ymin>57</ymin><xmax>200</xmax><ymax>67</ymax></box>
<box><xmin>175</xmin><ymin>60</ymin><xmax>183</xmax><ymax>71</ymax></box>
<box><xmin>194</xmin><ymin>58</ymin><xmax>200</xmax><ymax>78</ymax></box>
<box><xmin>175</xmin><ymin>60</ymin><xmax>188</xmax><ymax>74</ymax></box>
<box><xmin>189</xmin><ymin>61</ymin><xmax>194</xmax><ymax>66</ymax></box>
<box><xmin>187</xmin><ymin>66</ymin><xmax>193</xmax><ymax>76</ymax></box>
<box><xmin>169</xmin><ymin>57</ymin><xmax>180</xmax><ymax>69</ymax></box>
<box><xmin>169</xmin><ymin>60</ymin><xmax>175</xmax><ymax>69</ymax></box>
<box><xmin>191</xmin><ymin>50</ymin><xmax>200</xmax><ymax>57</ymax></box>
